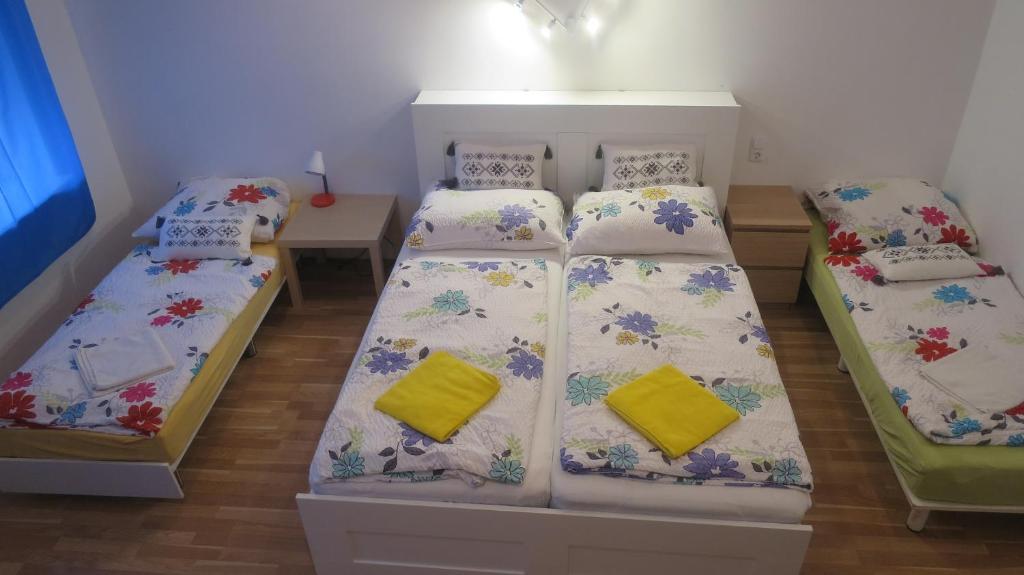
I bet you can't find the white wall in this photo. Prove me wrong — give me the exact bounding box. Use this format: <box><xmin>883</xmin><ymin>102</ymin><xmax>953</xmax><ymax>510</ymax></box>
<box><xmin>943</xmin><ymin>0</ymin><xmax>1024</xmax><ymax>284</ymax></box>
<box><xmin>0</xmin><ymin>0</ymin><xmax>135</xmax><ymax>376</ymax></box>
<box><xmin>64</xmin><ymin>0</ymin><xmax>993</xmax><ymax>228</ymax></box>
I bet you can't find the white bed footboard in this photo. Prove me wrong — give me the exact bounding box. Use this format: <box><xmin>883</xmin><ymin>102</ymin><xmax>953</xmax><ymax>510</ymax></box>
<box><xmin>297</xmin><ymin>493</ymin><xmax>811</xmax><ymax>574</ymax></box>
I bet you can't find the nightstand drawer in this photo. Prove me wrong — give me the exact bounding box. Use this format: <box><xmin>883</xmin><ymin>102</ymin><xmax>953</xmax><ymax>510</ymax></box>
<box><xmin>731</xmin><ymin>231</ymin><xmax>809</xmax><ymax>268</ymax></box>
<box><xmin>745</xmin><ymin>268</ymin><xmax>803</xmax><ymax>303</ymax></box>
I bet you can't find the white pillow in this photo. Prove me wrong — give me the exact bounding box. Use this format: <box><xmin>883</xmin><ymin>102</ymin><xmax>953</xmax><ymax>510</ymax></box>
<box><xmin>601</xmin><ymin>145</ymin><xmax>698</xmax><ymax>191</ymax></box>
<box><xmin>134</xmin><ymin>177</ymin><xmax>291</xmax><ymax>243</ymax></box>
<box><xmin>567</xmin><ymin>186</ymin><xmax>728</xmax><ymax>256</ymax></box>
<box><xmin>862</xmin><ymin>244</ymin><xmax>982</xmax><ymax>282</ymax></box>
<box><xmin>454</xmin><ymin>142</ymin><xmax>545</xmax><ymax>190</ymax></box>
<box><xmin>405</xmin><ymin>188</ymin><xmax>564</xmax><ymax>251</ymax></box>
<box><xmin>805</xmin><ymin>177</ymin><xmax>978</xmax><ymax>254</ymax></box>
<box><xmin>150</xmin><ymin>213</ymin><xmax>256</xmax><ymax>261</ymax></box>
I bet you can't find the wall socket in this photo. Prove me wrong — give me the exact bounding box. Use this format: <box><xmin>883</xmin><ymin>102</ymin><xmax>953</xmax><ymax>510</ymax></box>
<box><xmin>749</xmin><ymin>136</ymin><xmax>766</xmax><ymax>162</ymax></box>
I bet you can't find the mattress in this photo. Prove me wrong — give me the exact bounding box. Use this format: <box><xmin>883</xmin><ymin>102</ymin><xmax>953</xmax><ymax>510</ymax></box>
<box><xmin>310</xmin><ymin>245</ymin><xmax>563</xmax><ymax>507</ymax></box>
<box><xmin>806</xmin><ymin>210</ymin><xmax>1024</xmax><ymax>505</ymax></box>
<box><xmin>0</xmin><ymin>241</ymin><xmax>284</xmax><ymax>463</ymax></box>
<box><xmin>550</xmin><ymin>249</ymin><xmax>813</xmax><ymax>524</ymax></box>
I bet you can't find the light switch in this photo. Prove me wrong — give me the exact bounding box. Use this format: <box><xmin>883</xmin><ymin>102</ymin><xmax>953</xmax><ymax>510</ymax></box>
<box><xmin>749</xmin><ymin>136</ymin><xmax>766</xmax><ymax>162</ymax></box>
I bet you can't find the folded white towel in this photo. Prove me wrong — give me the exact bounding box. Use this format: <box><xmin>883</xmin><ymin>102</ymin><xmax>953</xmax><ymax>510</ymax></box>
<box><xmin>920</xmin><ymin>344</ymin><xmax>1024</xmax><ymax>413</ymax></box>
<box><xmin>76</xmin><ymin>328</ymin><xmax>175</xmax><ymax>394</ymax></box>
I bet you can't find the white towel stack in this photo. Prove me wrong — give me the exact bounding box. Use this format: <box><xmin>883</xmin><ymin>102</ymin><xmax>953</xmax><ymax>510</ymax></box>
<box><xmin>920</xmin><ymin>344</ymin><xmax>1024</xmax><ymax>413</ymax></box>
<box><xmin>76</xmin><ymin>328</ymin><xmax>175</xmax><ymax>395</ymax></box>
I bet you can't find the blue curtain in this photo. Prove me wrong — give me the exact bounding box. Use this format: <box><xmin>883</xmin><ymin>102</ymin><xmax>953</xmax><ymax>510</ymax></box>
<box><xmin>0</xmin><ymin>0</ymin><xmax>94</xmax><ymax>308</ymax></box>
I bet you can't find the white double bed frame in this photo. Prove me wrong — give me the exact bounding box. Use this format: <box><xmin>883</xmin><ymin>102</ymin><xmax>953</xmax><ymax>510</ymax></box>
<box><xmin>297</xmin><ymin>90</ymin><xmax>813</xmax><ymax>574</ymax></box>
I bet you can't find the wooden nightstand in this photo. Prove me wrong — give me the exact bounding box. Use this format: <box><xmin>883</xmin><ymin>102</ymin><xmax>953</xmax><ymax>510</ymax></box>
<box><xmin>725</xmin><ymin>185</ymin><xmax>811</xmax><ymax>303</ymax></box>
<box><xmin>277</xmin><ymin>194</ymin><xmax>398</xmax><ymax>307</ymax></box>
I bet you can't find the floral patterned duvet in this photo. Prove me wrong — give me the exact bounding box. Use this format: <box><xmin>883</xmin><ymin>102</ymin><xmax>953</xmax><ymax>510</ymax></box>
<box><xmin>1</xmin><ymin>245</ymin><xmax>276</xmax><ymax>436</ymax></box>
<box><xmin>560</xmin><ymin>256</ymin><xmax>813</xmax><ymax>491</ymax></box>
<box><xmin>827</xmin><ymin>254</ymin><xmax>1024</xmax><ymax>445</ymax></box>
<box><xmin>310</xmin><ymin>257</ymin><xmax>549</xmax><ymax>487</ymax></box>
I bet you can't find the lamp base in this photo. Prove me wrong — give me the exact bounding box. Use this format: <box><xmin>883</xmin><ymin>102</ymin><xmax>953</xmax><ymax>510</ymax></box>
<box><xmin>310</xmin><ymin>193</ymin><xmax>335</xmax><ymax>208</ymax></box>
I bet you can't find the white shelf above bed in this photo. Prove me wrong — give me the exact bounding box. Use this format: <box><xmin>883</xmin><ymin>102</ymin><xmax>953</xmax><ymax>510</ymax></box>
<box><xmin>411</xmin><ymin>89</ymin><xmax>741</xmax><ymax>208</ymax></box>
<box><xmin>413</xmin><ymin>90</ymin><xmax>739</xmax><ymax>108</ymax></box>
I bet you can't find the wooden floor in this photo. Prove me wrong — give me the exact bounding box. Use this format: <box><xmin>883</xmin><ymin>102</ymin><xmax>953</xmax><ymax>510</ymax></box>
<box><xmin>2</xmin><ymin>260</ymin><xmax>1024</xmax><ymax>574</ymax></box>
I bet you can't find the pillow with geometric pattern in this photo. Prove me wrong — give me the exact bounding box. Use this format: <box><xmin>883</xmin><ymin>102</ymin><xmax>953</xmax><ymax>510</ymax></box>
<box><xmin>454</xmin><ymin>143</ymin><xmax>545</xmax><ymax>190</ymax></box>
<box><xmin>600</xmin><ymin>145</ymin><xmax>699</xmax><ymax>191</ymax></box>
<box><xmin>150</xmin><ymin>213</ymin><xmax>256</xmax><ymax>262</ymax></box>
<box><xmin>862</xmin><ymin>244</ymin><xmax>984</xmax><ymax>282</ymax></box>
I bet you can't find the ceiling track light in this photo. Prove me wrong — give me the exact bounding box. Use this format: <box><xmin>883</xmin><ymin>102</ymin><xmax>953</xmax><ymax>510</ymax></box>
<box><xmin>540</xmin><ymin>18</ymin><xmax>556</xmax><ymax>39</ymax></box>
<box><xmin>509</xmin><ymin>0</ymin><xmax>602</xmax><ymax>38</ymax></box>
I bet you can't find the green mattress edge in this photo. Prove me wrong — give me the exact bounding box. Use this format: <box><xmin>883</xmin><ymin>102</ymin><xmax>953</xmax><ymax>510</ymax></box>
<box><xmin>805</xmin><ymin>210</ymin><xmax>1024</xmax><ymax>506</ymax></box>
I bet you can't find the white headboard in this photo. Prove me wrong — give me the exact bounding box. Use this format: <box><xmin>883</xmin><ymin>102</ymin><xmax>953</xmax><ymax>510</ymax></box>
<box><xmin>411</xmin><ymin>90</ymin><xmax>740</xmax><ymax>209</ymax></box>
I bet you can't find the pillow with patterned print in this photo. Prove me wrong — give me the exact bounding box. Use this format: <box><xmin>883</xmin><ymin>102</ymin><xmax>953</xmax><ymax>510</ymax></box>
<box><xmin>150</xmin><ymin>212</ymin><xmax>257</xmax><ymax>261</ymax></box>
<box><xmin>567</xmin><ymin>185</ymin><xmax>728</xmax><ymax>256</ymax></box>
<box><xmin>601</xmin><ymin>145</ymin><xmax>699</xmax><ymax>191</ymax></box>
<box><xmin>862</xmin><ymin>244</ymin><xmax>984</xmax><ymax>282</ymax></box>
<box><xmin>133</xmin><ymin>177</ymin><xmax>292</xmax><ymax>243</ymax></box>
<box><xmin>454</xmin><ymin>143</ymin><xmax>545</xmax><ymax>190</ymax></box>
<box><xmin>405</xmin><ymin>188</ymin><xmax>564</xmax><ymax>251</ymax></box>
<box><xmin>805</xmin><ymin>177</ymin><xmax>977</xmax><ymax>254</ymax></box>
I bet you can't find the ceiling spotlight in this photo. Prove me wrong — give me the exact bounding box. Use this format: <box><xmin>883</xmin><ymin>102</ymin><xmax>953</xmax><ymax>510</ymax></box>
<box><xmin>584</xmin><ymin>14</ymin><xmax>601</xmax><ymax>36</ymax></box>
<box><xmin>540</xmin><ymin>18</ymin><xmax>556</xmax><ymax>39</ymax></box>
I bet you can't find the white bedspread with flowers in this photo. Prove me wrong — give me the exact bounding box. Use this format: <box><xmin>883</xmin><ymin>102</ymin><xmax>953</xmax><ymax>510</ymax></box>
<box><xmin>310</xmin><ymin>256</ymin><xmax>549</xmax><ymax>487</ymax></box>
<box><xmin>560</xmin><ymin>256</ymin><xmax>813</xmax><ymax>492</ymax></box>
<box><xmin>1</xmin><ymin>244</ymin><xmax>276</xmax><ymax>436</ymax></box>
<box><xmin>826</xmin><ymin>252</ymin><xmax>1024</xmax><ymax>445</ymax></box>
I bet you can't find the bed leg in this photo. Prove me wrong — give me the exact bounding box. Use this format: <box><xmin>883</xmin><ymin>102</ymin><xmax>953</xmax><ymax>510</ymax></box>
<box><xmin>906</xmin><ymin>508</ymin><xmax>929</xmax><ymax>532</ymax></box>
<box><xmin>837</xmin><ymin>355</ymin><xmax>849</xmax><ymax>373</ymax></box>
<box><xmin>243</xmin><ymin>340</ymin><xmax>258</xmax><ymax>359</ymax></box>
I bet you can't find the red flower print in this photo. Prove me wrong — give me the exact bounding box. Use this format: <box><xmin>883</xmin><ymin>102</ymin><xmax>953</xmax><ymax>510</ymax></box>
<box><xmin>824</xmin><ymin>254</ymin><xmax>861</xmax><ymax>267</ymax></box>
<box><xmin>226</xmin><ymin>184</ymin><xmax>267</xmax><ymax>204</ymax></box>
<box><xmin>151</xmin><ymin>315</ymin><xmax>173</xmax><ymax>327</ymax></box>
<box><xmin>826</xmin><ymin>220</ymin><xmax>840</xmax><ymax>236</ymax></box>
<box><xmin>915</xmin><ymin>338</ymin><xmax>957</xmax><ymax>362</ymax></box>
<box><xmin>828</xmin><ymin>231</ymin><xmax>865</xmax><ymax>254</ymax></box>
<box><xmin>901</xmin><ymin>404</ymin><xmax>910</xmax><ymax>418</ymax></box>
<box><xmin>939</xmin><ymin>225</ymin><xmax>972</xmax><ymax>250</ymax></box>
<box><xmin>260</xmin><ymin>270</ymin><xmax>271</xmax><ymax>282</ymax></box>
<box><xmin>75</xmin><ymin>293</ymin><xmax>95</xmax><ymax>312</ymax></box>
<box><xmin>2</xmin><ymin>371</ymin><xmax>32</xmax><ymax>392</ymax></box>
<box><xmin>116</xmin><ymin>401</ymin><xmax>163</xmax><ymax>435</ymax></box>
<box><xmin>119</xmin><ymin>382</ymin><xmax>157</xmax><ymax>403</ymax></box>
<box><xmin>926</xmin><ymin>327</ymin><xmax>949</xmax><ymax>341</ymax></box>
<box><xmin>0</xmin><ymin>390</ymin><xmax>37</xmax><ymax>421</ymax></box>
<box><xmin>852</xmin><ymin>265</ymin><xmax>879</xmax><ymax>281</ymax></box>
<box><xmin>977</xmin><ymin>262</ymin><xmax>998</xmax><ymax>276</ymax></box>
<box><xmin>162</xmin><ymin>259</ymin><xmax>200</xmax><ymax>275</ymax></box>
<box><xmin>1006</xmin><ymin>402</ymin><xmax>1024</xmax><ymax>416</ymax></box>
<box><xmin>166</xmin><ymin>298</ymin><xmax>204</xmax><ymax>318</ymax></box>
<box><xmin>918</xmin><ymin>206</ymin><xmax>949</xmax><ymax>227</ymax></box>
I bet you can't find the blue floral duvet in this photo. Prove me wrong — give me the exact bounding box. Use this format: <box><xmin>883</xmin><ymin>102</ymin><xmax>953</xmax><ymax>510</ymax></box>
<box><xmin>310</xmin><ymin>257</ymin><xmax>549</xmax><ymax>487</ymax></box>
<box><xmin>559</xmin><ymin>256</ymin><xmax>813</xmax><ymax>491</ymax></box>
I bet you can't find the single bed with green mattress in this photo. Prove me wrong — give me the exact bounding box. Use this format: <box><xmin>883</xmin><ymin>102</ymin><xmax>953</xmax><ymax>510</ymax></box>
<box><xmin>804</xmin><ymin>210</ymin><xmax>1024</xmax><ymax>531</ymax></box>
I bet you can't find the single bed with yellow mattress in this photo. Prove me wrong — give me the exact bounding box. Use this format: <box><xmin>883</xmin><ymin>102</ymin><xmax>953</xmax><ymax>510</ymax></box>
<box><xmin>0</xmin><ymin>206</ymin><xmax>294</xmax><ymax>497</ymax></box>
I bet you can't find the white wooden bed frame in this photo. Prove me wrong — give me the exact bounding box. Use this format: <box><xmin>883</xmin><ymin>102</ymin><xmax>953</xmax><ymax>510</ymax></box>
<box><xmin>837</xmin><ymin>356</ymin><xmax>1024</xmax><ymax>532</ymax></box>
<box><xmin>0</xmin><ymin>280</ymin><xmax>283</xmax><ymax>499</ymax></box>
<box><xmin>297</xmin><ymin>90</ymin><xmax>814</xmax><ymax>574</ymax></box>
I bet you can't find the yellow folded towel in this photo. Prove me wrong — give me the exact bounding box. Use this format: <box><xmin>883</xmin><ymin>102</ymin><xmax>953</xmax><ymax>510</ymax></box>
<box><xmin>374</xmin><ymin>351</ymin><xmax>500</xmax><ymax>442</ymax></box>
<box><xmin>605</xmin><ymin>364</ymin><xmax>739</xmax><ymax>459</ymax></box>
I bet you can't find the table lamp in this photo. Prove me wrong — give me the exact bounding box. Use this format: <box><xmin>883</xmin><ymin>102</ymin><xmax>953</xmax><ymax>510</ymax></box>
<box><xmin>305</xmin><ymin>150</ymin><xmax>335</xmax><ymax>208</ymax></box>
